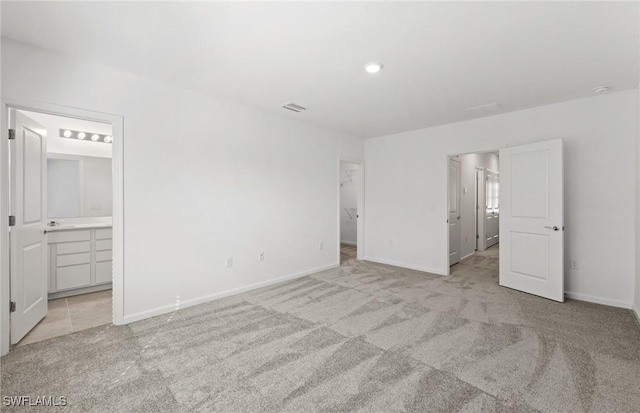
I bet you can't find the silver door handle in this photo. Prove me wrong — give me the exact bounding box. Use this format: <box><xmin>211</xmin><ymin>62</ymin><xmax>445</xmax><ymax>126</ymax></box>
<box><xmin>544</xmin><ymin>226</ymin><xmax>559</xmax><ymax>231</ymax></box>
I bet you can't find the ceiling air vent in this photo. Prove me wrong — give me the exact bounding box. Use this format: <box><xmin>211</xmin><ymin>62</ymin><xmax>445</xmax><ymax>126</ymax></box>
<box><xmin>468</xmin><ymin>102</ymin><xmax>502</xmax><ymax>115</ymax></box>
<box><xmin>282</xmin><ymin>102</ymin><xmax>307</xmax><ymax>113</ymax></box>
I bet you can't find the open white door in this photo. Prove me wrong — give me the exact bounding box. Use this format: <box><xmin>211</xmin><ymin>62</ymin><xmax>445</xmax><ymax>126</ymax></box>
<box><xmin>499</xmin><ymin>139</ymin><xmax>563</xmax><ymax>302</ymax></box>
<box><xmin>9</xmin><ymin>110</ymin><xmax>48</xmax><ymax>344</ymax></box>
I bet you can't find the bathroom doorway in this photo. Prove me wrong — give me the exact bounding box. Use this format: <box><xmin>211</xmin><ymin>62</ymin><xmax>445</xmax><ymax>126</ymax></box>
<box><xmin>1</xmin><ymin>101</ymin><xmax>124</xmax><ymax>355</ymax></box>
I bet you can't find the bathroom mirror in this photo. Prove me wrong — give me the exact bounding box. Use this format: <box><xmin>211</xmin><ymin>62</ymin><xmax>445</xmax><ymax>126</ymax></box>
<box><xmin>47</xmin><ymin>154</ymin><xmax>112</xmax><ymax>218</ymax></box>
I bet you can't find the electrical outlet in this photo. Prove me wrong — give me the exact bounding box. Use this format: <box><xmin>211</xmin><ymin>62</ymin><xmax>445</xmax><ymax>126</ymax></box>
<box><xmin>570</xmin><ymin>259</ymin><xmax>579</xmax><ymax>269</ymax></box>
<box><xmin>259</xmin><ymin>252</ymin><xmax>265</xmax><ymax>261</ymax></box>
<box><xmin>226</xmin><ymin>257</ymin><xmax>233</xmax><ymax>268</ymax></box>
<box><xmin>319</xmin><ymin>242</ymin><xmax>324</xmax><ymax>251</ymax></box>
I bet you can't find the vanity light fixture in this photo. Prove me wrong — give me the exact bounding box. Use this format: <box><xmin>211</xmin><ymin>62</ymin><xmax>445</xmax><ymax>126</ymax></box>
<box><xmin>58</xmin><ymin>129</ymin><xmax>112</xmax><ymax>144</ymax></box>
<box><xmin>364</xmin><ymin>62</ymin><xmax>383</xmax><ymax>74</ymax></box>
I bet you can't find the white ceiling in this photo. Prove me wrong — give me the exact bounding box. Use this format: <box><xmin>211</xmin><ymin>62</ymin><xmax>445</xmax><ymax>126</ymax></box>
<box><xmin>2</xmin><ymin>1</ymin><xmax>638</xmax><ymax>138</ymax></box>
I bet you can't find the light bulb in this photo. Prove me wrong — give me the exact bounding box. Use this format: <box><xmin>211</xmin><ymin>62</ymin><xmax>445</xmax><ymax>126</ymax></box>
<box><xmin>104</xmin><ymin>136</ymin><xmax>112</xmax><ymax>143</ymax></box>
<box><xmin>63</xmin><ymin>130</ymin><xmax>72</xmax><ymax>138</ymax></box>
<box><xmin>77</xmin><ymin>132</ymin><xmax>86</xmax><ymax>139</ymax></box>
<box><xmin>91</xmin><ymin>134</ymin><xmax>100</xmax><ymax>142</ymax></box>
<box><xmin>364</xmin><ymin>62</ymin><xmax>383</xmax><ymax>74</ymax></box>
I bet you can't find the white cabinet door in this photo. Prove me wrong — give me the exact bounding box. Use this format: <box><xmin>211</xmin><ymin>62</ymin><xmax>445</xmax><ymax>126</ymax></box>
<box><xmin>499</xmin><ymin>139</ymin><xmax>564</xmax><ymax>302</ymax></box>
<box><xmin>9</xmin><ymin>110</ymin><xmax>48</xmax><ymax>344</ymax></box>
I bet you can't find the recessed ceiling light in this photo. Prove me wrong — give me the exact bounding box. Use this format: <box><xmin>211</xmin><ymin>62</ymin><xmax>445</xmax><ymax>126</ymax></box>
<box><xmin>593</xmin><ymin>86</ymin><xmax>610</xmax><ymax>94</ymax></box>
<box><xmin>104</xmin><ymin>136</ymin><xmax>112</xmax><ymax>143</ymax></box>
<box><xmin>364</xmin><ymin>62</ymin><xmax>383</xmax><ymax>74</ymax></box>
<box><xmin>91</xmin><ymin>134</ymin><xmax>100</xmax><ymax>142</ymax></box>
<box><xmin>63</xmin><ymin>130</ymin><xmax>72</xmax><ymax>138</ymax></box>
<box><xmin>77</xmin><ymin>132</ymin><xmax>86</xmax><ymax>139</ymax></box>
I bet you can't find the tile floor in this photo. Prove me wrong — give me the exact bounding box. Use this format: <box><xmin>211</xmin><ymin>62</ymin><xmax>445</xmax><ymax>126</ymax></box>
<box><xmin>16</xmin><ymin>289</ymin><xmax>112</xmax><ymax>347</ymax></box>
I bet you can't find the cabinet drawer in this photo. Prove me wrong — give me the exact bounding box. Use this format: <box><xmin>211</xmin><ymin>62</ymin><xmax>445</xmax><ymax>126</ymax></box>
<box><xmin>57</xmin><ymin>252</ymin><xmax>90</xmax><ymax>267</ymax></box>
<box><xmin>95</xmin><ymin>261</ymin><xmax>112</xmax><ymax>284</ymax></box>
<box><xmin>57</xmin><ymin>241</ymin><xmax>91</xmax><ymax>255</ymax></box>
<box><xmin>96</xmin><ymin>228</ymin><xmax>113</xmax><ymax>240</ymax></box>
<box><xmin>95</xmin><ymin>239</ymin><xmax>112</xmax><ymax>251</ymax></box>
<box><xmin>95</xmin><ymin>250</ymin><xmax>113</xmax><ymax>262</ymax></box>
<box><xmin>48</xmin><ymin>230</ymin><xmax>90</xmax><ymax>243</ymax></box>
<box><xmin>56</xmin><ymin>264</ymin><xmax>91</xmax><ymax>290</ymax></box>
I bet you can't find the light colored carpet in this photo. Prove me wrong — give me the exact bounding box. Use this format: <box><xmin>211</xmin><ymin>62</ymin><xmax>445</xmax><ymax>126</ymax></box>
<box><xmin>2</xmin><ymin>245</ymin><xmax>640</xmax><ymax>412</ymax></box>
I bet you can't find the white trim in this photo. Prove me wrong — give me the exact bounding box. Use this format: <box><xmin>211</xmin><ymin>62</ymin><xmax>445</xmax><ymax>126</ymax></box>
<box><xmin>1</xmin><ymin>105</ymin><xmax>10</xmax><ymax>356</ymax></box>
<box><xmin>364</xmin><ymin>256</ymin><xmax>447</xmax><ymax>276</ymax></box>
<box><xmin>123</xmin><ymin>263</ymin><xmax>339</xmax><ymax>324</ymax></box>
<box><xmin>340</xmin><ymin>241</ymin><xmax>357</xmax><ymax>246</ymax></box>
<box><xmin>338</xmin><ymin>157</ymin><xmax>365</xmax><ymax>262</ymax></box>
<box><xmin>460</xmin><ymin>252</ymin><xmax>475</xmax><ymax>261</ymax></box>
<box><xmin>564</xmin><ymin>291</ymin><xmax>632</xmax><ymax>309</ymax></box>
<box><xmin>0</xmin><ymin>98</ymin><xmax>124</xmax><ymax>356</ymax></box>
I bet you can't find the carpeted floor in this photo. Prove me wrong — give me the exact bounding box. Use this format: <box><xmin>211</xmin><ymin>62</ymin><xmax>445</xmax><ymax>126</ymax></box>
<box><xmin>2</xmin><ymin>245</ymin><xmax>640</xmax><ymax>412</ymax></box>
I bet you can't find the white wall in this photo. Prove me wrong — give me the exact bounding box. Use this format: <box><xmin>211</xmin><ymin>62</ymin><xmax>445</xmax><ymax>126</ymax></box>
<box><xmin>454</xmin><ymin>152</ymin><xmax>498</xmax><ymax>259</ymax></box>
<box><xmin>1</xmin><ymin>39</ymin><xmax>363</xmax><ymax>320</ymax></box>
<box><xmin>366</xmin><ymin>89</ymin><xmax>638</xmax><ymax>308</ymax></box>
<box><xmin>340</xmin><ymin>161</ymin><xmax>359</xmax><ymax>245</ymax></box>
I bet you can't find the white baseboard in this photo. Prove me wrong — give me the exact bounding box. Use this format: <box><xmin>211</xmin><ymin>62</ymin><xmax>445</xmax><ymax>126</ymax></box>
<box><xmin>633</xmin><ymin>306</ymin><xmax>640</xmax><ymax>327</ymax></box>
<box><xmin>49</xmin><ymin>283</ymin><xmax>112</xmax><ymax>300</ymax></box>
<box><xmin>122</xmin><ymin>263</ymin><xmax>339</xmax><ymax>324</ymax></box>
<box><xmin>460</xmin><ymin>252</ymin><xmax>475</xmax><ymax>262</ymax></box>
<box><xmin>340</xmin><ymin>241</ymin><xmax>357</xmax><ymax>246</ymax></box>
<box><xmin>564</xmin><ymin>291</ymin><xmax>632</xmax><ymax>309</ymax></box>
<box><xmin>364</xmin><ymin>256</ymin><xmax>446</xmax><ymax>276</ymax></box>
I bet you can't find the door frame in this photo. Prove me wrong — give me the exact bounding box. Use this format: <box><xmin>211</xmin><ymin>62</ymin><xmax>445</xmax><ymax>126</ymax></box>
<box><xmin>445</xmin><ymin>149</ymin><xmax>499</xmax><ymax>275</ymax></box>
<box><xmin>1</xmin><ymin>98</ymin><xmax>124</xmax><ymax>356</ymax></box>
<box><xmin>337</xmin><ymin>157</ymin><xmax>364</xmax><ymax>262</ymax></box>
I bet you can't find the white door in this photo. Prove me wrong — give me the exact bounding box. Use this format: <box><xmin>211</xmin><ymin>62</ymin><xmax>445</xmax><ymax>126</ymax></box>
<box><xmin>485</xmin><ymin>171</ymin><xmax>499</xmax><ymax>248</ymax></box>
<box><xmin>448</xmin><ymin>158</ymin><xmax>461</xmax><ymax>266</ymax></box>
<box><xmin>10</xmin><ymin>110</ymin><xmax>48</xmax><ymax>344</ymax></box>
<box><xmin>499</xmin><ymin>139</ymin><xmax>564</xmax><ymax>302</ymax></box>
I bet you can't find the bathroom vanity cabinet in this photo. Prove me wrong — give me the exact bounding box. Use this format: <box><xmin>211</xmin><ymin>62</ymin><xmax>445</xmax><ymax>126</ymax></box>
<box><xmin>47</xmin><ymin>226</ymin><xmax>113</xmax><ymax>298</ymax></box>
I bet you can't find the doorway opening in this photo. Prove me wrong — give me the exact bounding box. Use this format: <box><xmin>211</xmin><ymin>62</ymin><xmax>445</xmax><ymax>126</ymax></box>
<box><xmin>448</xmin><ymin>151</ymin><xmax>500</xmax><ymax>269</ymax></box>
<box><xmin>1</xmin><ymin>101</ymin><xmax>124</xmax><ymax>355</ymax></box>
<box><xmin>446</xmin><ymin>139</ymin><xmax>565</xmax><ymax>302</ymax></box>
<box><xmin>339</xmin><ymin>160</ymin><xmax>363</xmax><ymax>265</ymax></box>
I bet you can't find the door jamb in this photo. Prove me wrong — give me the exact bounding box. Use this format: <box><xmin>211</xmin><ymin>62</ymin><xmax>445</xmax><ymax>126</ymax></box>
<box><xmin>1</xmin><ymin>98</ymin><xmax>124</xmax><ymax>356</ymax></box>
<box><xmin>337</xmin><ymin>157</ymin><xmax>364</xmax><ymax>263</ymax></box>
